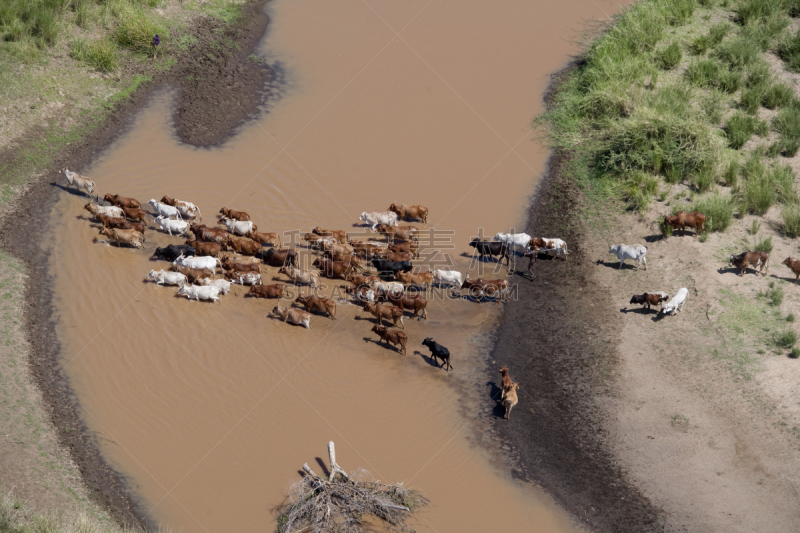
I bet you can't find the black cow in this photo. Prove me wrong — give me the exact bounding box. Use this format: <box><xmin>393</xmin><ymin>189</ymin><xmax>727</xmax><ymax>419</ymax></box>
<box><xmin>255</xmin><ymin>247</ymin><xmax>298</xmax><ymax>267</ymax></box>
<box><xmin>151</xmin><ymin>244</ymin><xmax>195</xmax><ymax>262</ymax></box>
<box><xmin>372</xmin><ymin>259</ymin><xmax>413</xmax><ymax>280</ymax></box>
<box><xmin>422</xmin><ymin>337</ymin><xmax>452</xmax><ymax>371</ymax></box>
<box><xmin>468</xmin><ymin>238</ymin><xmax>510</xmax><ymax>265</ymax></box>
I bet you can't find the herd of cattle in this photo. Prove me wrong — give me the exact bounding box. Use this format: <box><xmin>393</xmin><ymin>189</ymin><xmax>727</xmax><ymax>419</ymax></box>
<box><xmin>63</xmin><ymin>168</ymin><xmax>798</xmax><ymax>415</ymax></box>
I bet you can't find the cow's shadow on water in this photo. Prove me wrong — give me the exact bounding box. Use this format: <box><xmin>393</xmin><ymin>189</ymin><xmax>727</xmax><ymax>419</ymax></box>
<box><xmin>486</xmin><ymin>381</ymin><xmax>507</xmax><ymax>418</ymax></box>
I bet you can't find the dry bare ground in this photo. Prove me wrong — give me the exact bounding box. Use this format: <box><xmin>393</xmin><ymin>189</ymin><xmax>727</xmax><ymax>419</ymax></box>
<box><xmin>589</xmin><ymin>202</ymin><xmax>800</xmax><ymax>532</ymax></box>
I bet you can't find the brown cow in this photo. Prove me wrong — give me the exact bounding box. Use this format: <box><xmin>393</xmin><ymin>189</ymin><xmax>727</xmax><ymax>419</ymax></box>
<box><xmin>98</xmin><ymin>227</ymin><xmax>144</xmax><ymax>248</ymax></box>
<box><xmin>629</xmin><ymin>292</ymin><xmax>669</xmax><ymax>310</ymax></box>
<box><xmin>351</xmin><ymin>241</ymin><xmax>386</xmax><ymax>259</ymax></box>
<box><xmin>248</xmin><ymin>283</ymin><xmax>285</xmax><ymax>298</ymax></box>
<box><xmin>371</xmin><ymin>324</ymin><xmax>407</xmax><ymax>355</ymax></box>
<box><xmin>324</xmin><ymin>250</ymin><xmax>363</xmax><ymax>264</ymax></box>
<box><xmin>730</xmin><ymin>251</ymin><xmax>769</xmax><ymax>276</ymax></box>
<box><xmin>96</xmin><ymin>214</ymin><xmax>145</xmax><ymax>234</ymax></box>
<box><xmin>189</xmin><ymin>223</ymin><xmax>230</xmax><ymax>245</ymax></box>
<box><xmin>170</xmin><ymin>264</ymin><xmax>213</xmax><ymax>283</ymax></box>
<box><xmin>220</xmin><ymin>253</ymin><xmax>261</xmax><ymax>266</ymax></box>
<box><xmin>312</xmin><ymin>257</ymin><xmax>359</xmax><ymax>279</ymax></box>
<box><xmin>363</xmin><ymin>302</ymin><xmax>404</xmax><ymax>328</ymax></box>
<box><xmin>499</xmin><ymin>366</ymin><xmax>513</xmax><ymax>401</ymax></box>
<box><xmin>388</xmin><ymin>241</ymin><xmax>419</xmax><ymax>258</ymax></box>
<box><xmin>388</xmin><ymin>203</ymin><xmax>428</xmax><ymax>223</ymax></box>
<box><xmin>664</xmin><ymin>211</ymin><xmax>706</xmax><ymax>237</ymax></box>
<box><xmin>246</xmin><ymin>230</ymin><xmax>281</xmax><ymax>247</ymax></box>
<box><xmin>218</xmin><ymin>207</ymin><xmax>250</xmax><ymax>221</ymax></box>
<box><xmin>312</xmin><ymin>227</ymin><xmax>348</xmax><ymax>243</ymax></box>
<box><xmin>395</xmin><ymin>270</ymin><xmax>433</xmax><ymax>291</ymax></box>
<box><xmin>226</xmin><ymin>235</ymin><xmax>261</xmax><ymax>256</ymax></box>
<box><xmin>185</xmin><ymin>240</ymin><xmax>222</xmax><ymax>257</ymax></box>
<box><xmin>378</xmin><ymin>251</ymin><xmax>413</xmax><ymax>262</ymax></box>
<box><xmin>296</xmin><ymin>294</ymin><xmax>337</xmax><ymax>319</ymax></box>
<box><xmin>386</xmin><ymin>292</ymin><xmax>428</xmax><ymax>320</ymax></box>
<box><xmin>375</xmin><ymin>224</ymin><xmax>419</xmax><ymax>242</ymax></box>
<box><xmin>783</xmin><ymin>257</ymin><xmax>800</xmax><ymax>283</ymax></box>
<box><xmin>304</xmin><ymin>233</ymin><xmax>334</xmax><ymax>249</ymax></box>
<box><xmin>461</xmin><ymin>275</ymin><xmax>510</xmax><ymax>304</ymax></box>
<box><xmin>258</xmin><ymin>248</ymin><xmax>298</xmax><ymax>268</ymax></box>
<box><xmin>346</xmin><ymin>273</ymin><xmax>381</xmax><ymax>287</ymax></box>
<box><xmin>104</xmin><ymin>193</ymin><xmax>141</xmax><ymax>209</ymax></box>
<box><xmin>222</xmin><ymin>259</ymin><xmax>260</xmax><ymax>273</ymax></box>
<box><xmin>121</xmin><ymin>206</ymin><xmax>148</xmax><ymax>224</ymax></box>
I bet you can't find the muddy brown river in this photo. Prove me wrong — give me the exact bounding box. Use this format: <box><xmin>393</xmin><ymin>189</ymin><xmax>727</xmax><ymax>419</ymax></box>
<box><xmin>50</xmin><ymin>1</ymin><xmax>622</xmax><ymax>531</ymax></box>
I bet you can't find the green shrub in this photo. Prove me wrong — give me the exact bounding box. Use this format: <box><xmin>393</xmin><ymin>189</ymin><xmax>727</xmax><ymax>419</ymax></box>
<box><xmin>691</xmin><ymin>35</ymin><xmax>711</xmax><ymax>55</ymax></box>
<box><xmin>782</xmin><ymin>138</ymin><xmax>800</xmax><ymax>156</ymax></box>
<box><xmin>718</xmin><ymin>70</ymin><xmax>742</xmax><ymax>93</ymax></box>
<box><xmin>658</xmin><ymin>42</ymin><xmax>683</xmax><ymax>69</ymax></box>
<box><xmin>788</xmin><ymin>313</ymin><xmax>796</xmax><ymax>323</ymax></box>
<box><xmin>778</xmin><ymin>28</ymin><xmax>800</xmax><ymax>71</ymax></box>
<box><xmin>625</xmin><ymin>185</ymin><xmax>652</xmax><ymax>212</ymax></box>
<box><xmin>782</xmin><ymin>205</ymin><xmax>800</xmax><ymax>237</ymax></box>
<box><xmin>735</xmin><ymin>0</ymin><xmax>785</xmax><ymax>25</ymax></box>
<box><xmin>709</xmin><ymin>22</ymin><xmax>731</xmax><ymax>45</ymax></box>
<box><xmin>755</xmin><ymin>235</ymin><xmax>774</xmax><ymax>254</ymax></box>
<box><xmin>0</xmin><ymin>0</ymin><xmax>64</xmax><ymax>48</ymax></box>
<box><xmin>660</xmin><ymin>217</ymin><xmax>675</xmax><ymax>237</ymax></box>
<box><xmin>692</xmin><ymin>168</ymin><xmax>715</xmax><ymax>192</ymax></box>
<box><xmin>113</xmin><ymin>5</ymin><xmax>167</xmax><ymax>55</ymax></box>
<box><xmin>695</xmin><ymin>193</ymin><xmax>734</xmax><ymax>231</ymax></box>
<box><xmin>773</xmin><ymin>107</ymin><xmax>800</xmax><ymax>146</ymax></box>
<box><xmin>70</xmin><ymin>37</ymin><xmax>119</xmax><ymax>72</ymax></box>
<box><xmin>763</xmin><ymin>83</ymin><xmax>795</xmax><ymax>109</ymax></box>
<box><xmin>686</xmin><ymin>58</ymin><xmax>721</xmax><ymax>87</ymax></box>
<box><xmin>701</xmin><ymin>89</ymin><xmax>726</xmax><ymax>122</ymax></box>
<box><xmin>775</xmin><ymin>329</ymin><xmax>796</xmax><ymax>348</ymax></box>
<box><xmin>724</xmin><ymin>160</ymin><xmax>739</xmax><ymax>186</ymax></box>
<box><xmin>716</xmin><ymin>37</ymin><xmax>761</xmax><ymax>69</ymax></box>
<box><xmin>740</xmin><ymin>85</ymin><xmax>765</xmax><ymax>114</ymax></box>
<box><xmin>726</xmin><ymin>112</ymin><xmax>758</xmax><ymax>148</ymax></box>
<box><xmin>772</xmin><ymin>164</ymin><xmax>797</xmax><ymax>203</ymax></box>
<box><xmin>741</xmin><ymin>174</ymin><xmax>776</xmax><ymax>214</ymax></box>
<box><xmin>745</xmin><ymin>61</ymin><xmax>771</xmax><ymax>87</ymax></box>
<box><xmin>790</xmin><ymin>347</ymin><xmax>800</xmax><ymax>358</ymax></box>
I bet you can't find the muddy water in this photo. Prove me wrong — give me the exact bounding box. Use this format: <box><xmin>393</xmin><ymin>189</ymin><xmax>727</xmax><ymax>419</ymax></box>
<box><xmin>50</xmin><ymin>1</ymin><xmax>622</xmax><ymax>531</ymax></box>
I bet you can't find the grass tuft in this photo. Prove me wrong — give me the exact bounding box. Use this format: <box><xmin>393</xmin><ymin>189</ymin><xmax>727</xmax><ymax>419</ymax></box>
<box><xmin>113</xmin><ymin>5</ymin><xmax>167</xmax><ymax>56</ymax></box>
<box><xmin>791</xmin><ymin>347</ymin><xmax>800</xmax><ymax>358</ymax></box>
<box><xmin>755</xmin><ymin>235</ymin><xmax>774</xmax><ymax>254</ymax></box>
<box><xmin>695</xmin><ymin>193</ymin><xmax>734</xmax><ymax>231</ymax></box>
<box><xmin>658</xmin><ymin>42</ymin><xmax>683</xmax><ymax>69</ymax></box>
<box><xmin>726</xmin><ymin>112</ymin><xmax>759</xmax><ymax>148</ymax></box>
<box><xmin>763</xmin><ymin>83</ymin><xmax>795</xmax><ymax>109</ymax></box>
<box><xmin>775</xmin><ymin>329</ymin><xmax>797</xmax><ymax>348</ymax></box>
<box><xmin>782</xmin><ymin>205</ymin><xmax>800</xmax><ymax>237</ymax></box>
<box><xmin>70</xmin><ymin>37</ymin><xmax>119</xmax><ymax>72</ymax></box>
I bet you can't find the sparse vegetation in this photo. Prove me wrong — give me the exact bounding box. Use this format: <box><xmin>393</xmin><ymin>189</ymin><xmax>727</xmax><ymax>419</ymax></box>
<box><xmin>775</xmin><ymin>329</ymin><xmax>797</xmax><ymax>349</ymax></box>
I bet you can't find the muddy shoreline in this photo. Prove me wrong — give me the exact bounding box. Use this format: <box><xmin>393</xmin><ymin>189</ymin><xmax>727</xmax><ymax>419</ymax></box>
<box><xmin>488</xmin><ymin>67</ymin><xmax>666</xmax><ymax>533</ymax></box>
<box><xmin>0</xmin><ymin>2</ymin><xmax>272</xmax><ymax>528</ymax></box>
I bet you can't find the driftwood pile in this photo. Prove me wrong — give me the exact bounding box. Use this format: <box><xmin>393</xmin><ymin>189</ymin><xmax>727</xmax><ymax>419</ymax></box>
<box><xmin>277</xmin><ymin>442</ymin><xmax>428</xmax><ymax>533</ymax></box>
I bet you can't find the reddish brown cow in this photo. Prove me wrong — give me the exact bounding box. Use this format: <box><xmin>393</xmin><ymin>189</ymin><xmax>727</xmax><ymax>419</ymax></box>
<box><xmin>388</xmin><ymin>241</ymin><xmax>419</xmax><ymax>258</ymax></box>
<box><xmin>184</xmin><ymin>240</ymin><xmax>222</xmax><ymax>257</ymax></box>
<box><xmin>246</xmin><ymin>230</ymin><xmax>281</xmax><ymax>247</ymax></box>
<box><xmin>388</xmin><ymin>203</ymin><xmax>428</xmax><ymax>223</ymax></box>
<box><xmin>122</xmin><ymin>206</ymin><xmax>148</xmax><ymax>224</ymax></box>
<box><xmin>256</xmin><ymin>248</ymin><xmax>298</xmax><ymax>268</ymax></box>
<box><xmin>104</xmin><ymin>193</ymin><xmax>141</xmax><ymax>209</ymax></box>
<box><xmin>386</xmin><ymin>292</ymin><xmax>428</xmax><ymax>320</ymax></box>
<box><xmin>371</xmin><ymin>324</ymin><xmax>407</xmax><ymax>355</ymax></box>
<box><xmin>96</xmin><ymin>214</ymin><xmax>145</xmax><ymax>234</ymax></box>
<box><xmin>248</xmin><ymin>283</ymin><xmax>285</xmax><ymax>298</ymax></box>
<box><xmin>312</xmin><ymin>227</ymin><xmax>348</xmax><ymax>243</ymax></box>
<box><xmin>222</xmin><ymin>259</ymin><xmax>260</xmax><ymax>273</ymax></box>
<box><xmin>461</xmin><ymin>275</ymin><xmax>510</xmax><ymax>304</ymax></box>
<box><xmin>730</xmin><ymin>251</ymin><xmax>769</xmax><ymax>276</ymax></box>
<box><xmin>351</xmin><ymin>241</ymin><xmax>386</xmax><ymax>259</ymax></box>
<box><xmin>226</xmin><ymin>235</ymin><xmax>261</xmax><ymax>256</ymax></box>
<box><xmin>363</xmin><ymin>302</ymin><xmax>404</xmax><ymax>328</ymax></box>
<box><xmin>190</xmin><ymin>223</ymin><xmax>230</xmax><ymax>245</ymax></box>
<box><xmin>323</xmin><ymin>250</ymin><xmax>363</xmax><ymax>264</ymax></box>
<box><xmin>664</xmin><ymin>211</ymin><xmax>707</xmax><ymax>237</ymax></box>
<box><xmin>296</xmin><ymin>294</ymin><xmax>337</xmax><ymax>319</ymax></box>
<box><xmin>782</xmin><ymin>257</ymin><xmax>800</xmax><ymax>282</ymax></box>
<box><xmin>312</xmin><ymin>257</ymin><xmax>359</xmax><ymax>279</ymax></box>
<box><xmin>375</xmin><ymin>224</ymin><xmax>419</xmax><ymax>242</ymax></box>
<box><xmin>347</xmin><ymin>273</ymin><xmax>381</xmax><ymax>287</ymax></box>
<box><xmin>218</xmin><ymin>207</ymin><xmax>250</xmax><ymax>221</ymax></box>
<box><xmin>395</xmin><ymin>270</ymin><xmax>433</xmax><ymax>291</ymax></box>
<box><xmin>169</xmin><ymin>264</ymin><xmax>213</xmax><ymax>283</ymax></box>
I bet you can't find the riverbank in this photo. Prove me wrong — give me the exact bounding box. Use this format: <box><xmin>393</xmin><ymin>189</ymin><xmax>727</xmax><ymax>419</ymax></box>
<box><xmin>0</xmin><ymin>1</ymin><xmax>272</xmax><ymax>529</ymax></box>
<box><xmin>493</xmin><ymin>0</ymin><xmax>800</xmax><ymax>530</ymax></box>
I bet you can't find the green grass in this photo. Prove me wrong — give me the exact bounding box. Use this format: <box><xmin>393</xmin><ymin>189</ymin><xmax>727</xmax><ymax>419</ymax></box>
<box><xmin>113</xmin><ymin>5</ymin><xmax>167</xmax><ymax>56</ymax></box>
<box><xmin>782</xmin><ymin>205</ymin><xmax>800</xmax><ymax>237</ymax></box>
<box><xmin>70</xmin><ymin>37</ymin><xmax>119</xmax><ymax>72</ymax></box>
<box><xmin>695</xmin><ymin>193</ymin><xmax>734</xmax><ymax>231</ymax></box>
<box><xmin>755</xmin><ymin>235</ymin><xmax>774</xmax><ymax>254</ymax></box>
<box><xmin>778</xmin><ymin>27</ymin><xmax>800</xmax><ymax>71</ymax></box>
<box><xmin>790</xmin><ymin>347</ymin><xmax>800</xmax><ymax>358</ymax></box>
<box><xmin>763</xmin><ymin>83</ymin><xmax>795</xmax><ymax>108</ymax></box>
<box><xmin>726</xmin><ymin>112</ymin><xmax>760</xmax><ymax>148</ymax></box>
<box><xmin>775</xmin><ymin>329</ymin><xmax>797</xmax><ymax>348</ymax></box>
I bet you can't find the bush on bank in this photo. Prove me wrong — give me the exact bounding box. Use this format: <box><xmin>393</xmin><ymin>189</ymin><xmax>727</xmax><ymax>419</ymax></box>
<box><xmin>539</xmin><ymin>0</ymin><xmax>800</xmax><ymax>232</ymax></box>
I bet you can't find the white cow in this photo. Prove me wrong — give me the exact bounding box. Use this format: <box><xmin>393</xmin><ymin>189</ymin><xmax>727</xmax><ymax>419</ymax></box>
<box><xmin>609</xmin><ymin>244</ymin><xmax>647</xmax><ymax>271</ymax></box>
<box><xmin>155</xmin><ymin>215</ymin><xmax>189</xmax><ymax>236</ymax></box>
<box><xmin>493</xmin><ymin>232</ymin><xmax>532</xmax><ymax>253</ymax></box>
<box><xmin>660</xmin><ymin>287</ymin><xmax>688</xmax><ymax>315</ymax></box>
<box><xmin>145</xmin><ymin>269</ymin><xmax>187</xmax><ymax>286</ymax></box>
<box><xmin>148</xmin><ymin>199</ymin><xmax>182</xmax><ymax>220</ymax></box>
<box><xmin>84</xmin><ymin>201</ymin><xmax>124</xmax><ymax>219</ymax></box>
<box><xmin>173</xmin><ymin>254</ymin><xmax>221</xmax><ymax>271</ymax></box>
<box><xmin>534</xmin><ymin>237</ymin><xmax>569</xmax><ymax>261</ymax></box>
<box><xmin>177</xmin><ymin>284</ymin><xmax>221</xmax><ymax>303</ymax></box>
<box><xmin>166</xmin><ymin>197</ymin><xmax>201</xmax><ymax>220</ymax></box>
<box><xmin>61</xmin><ymin>168</ymin><xmax>97</xmax><ymax>199</ymax></box>
<box><xmin>359</xmin><ymin>211</ymin><xmax>399</xmax><ymax>230</ymax></box>
<box><xmin>197</xmin><ymin>278</ymin><xmax>232</xmax><ymax>294</ymax></box>
<box><xmin>371</xmin><ymin>280</ymin><xmax>404</xmax><ymax>295</ymax></box>
<box><xmin>219</xmin><ymin>217</ymin><xmax>255</xmax><ymax>236</ymax></box>
<box><xmin>433</xmin><ymin>269</ymin><xmax>463</xmax><ymax>289</ymax></box>
<box><xmin>228</xmin><ymin>272</ymin><xmax>262</xmax><ymax>285</ymax></box>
